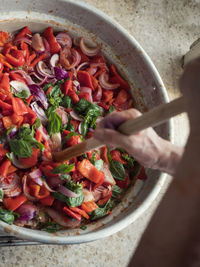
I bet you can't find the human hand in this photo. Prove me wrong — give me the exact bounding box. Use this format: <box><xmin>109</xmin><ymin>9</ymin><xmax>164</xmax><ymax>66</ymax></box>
<box><xmin>94</xmin><ymin>108</ymin><xmax>183</xmax><ymax>174</ymax></box>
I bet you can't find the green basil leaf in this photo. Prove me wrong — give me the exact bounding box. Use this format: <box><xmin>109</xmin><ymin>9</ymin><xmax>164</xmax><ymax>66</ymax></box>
<box><xmin>90</xmin><ymin>199</ymin><xmax>116</xmax><ymax>221</ymax></box>
<box><xmin>9</xmin><ymin>139</ymin><xmax>32</xmax><ymax>158</ymax></box>
<box><xmin>60</xmin><ymin>96</ymin><xmax>72</xmax><ymax>108</ymax></box>
<box><xmin>65</xmin><ymin>181</ymin><xmax>84</xmax><ymax>207</ymax></box>
<box><xmin>109</xmin><ymin>160</ymin><xmax>126</xmax><ymax>181</ymax></box>
<box><xmin>74</xmin><ymin>98</ymin><xmax>91</xmax><ymax>114</ymax></box>
<box><xmin>60</xmin><ymin>174</ymin><xmax>71</xmax><ymax>181</ymax></box>
<box><xmin>51</xmin><ymin>164</ymin><xmax>74</xmax><ymax>174</ymax></box>
<box><xmin>0</xmin><ymin>188</ymin><xmax>4</xmax><ymax>201</ymax></box>
<box><xmin>41</xmin><ymin>219</ymin><xmax>61</xmax><ymax>233</ymax></box>
<box><xmin>47</xmin><ymin>112</ymin><xmax>62</xmax><ymax>136</ymax></box>
<box><xmin>0</xmin><ymin>208</ymin><xmax>17</xmax><ymax>225</ymax></box>
<box><xmin>107</xmin><ymin>105</ymin><xmax>115</xmax><ymax>114</ymax></box>
<box><xmin>81</xmin><ymin>120</ymin><xmax>89</xmax><ymax>137</ymax></box>
<box><xmin>32</xmin><ymin>118</ymin><xmax>41</xmax><ymax>131</ymax></box>
<box><xmin>122</xmin><ymin>153</ymin><xmax>135</xmax><ymax>168</ymax></box>
<box><xmin>18</xmin><ymin>126</ymin><xmax>32</xmax><ymax>138</ymax></box>
<box><xmin>112</xmin><ymin>185</ymin><xmax>123</xmax><ymax>198</ymax></box>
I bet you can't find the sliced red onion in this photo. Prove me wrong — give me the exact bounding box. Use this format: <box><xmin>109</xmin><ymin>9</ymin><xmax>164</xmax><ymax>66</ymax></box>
<box><xmin>0</xmin><ymin>173</ymin><xmax>21</xmax><ymax>197</ymax></box>
<box><xmin>29</xmin><ymin>84</ymin><xmax>48</xmax><ymax>110</ymax></box>
<box><xmin>83</xmin><ymin>188</ymin><xmax>95</xmax><ymax>202</ymax></box>
<box><xmin>102</xmin><ymin>163</ymin><xmax>116</xmax><ymax>186</ymax></box>
<box><xmin>46</xmin><ymin>208</ymin><xmax>80</xmax><ymax>228</ymax></box>
<box><xmin>51</xmin><ymin>132</ymin><xmax>62</xmax><ymax>152</ymax></box>
<box><xmin>60</xmin><ymin>48</ymin><xmax>81</xmax><ymax>70</ymax></box>
<box><xmin>72</xmin><ymin>80</ymin><xmax>80</xmax><ymax>91</ymax></box>
<box><xmin>56</xmin><ymin>107</ymin><xmax>68</xmax><ymax>125</ymax></box>
<box><xmin>78</xmin><ymin>122</ymin><xmax>82</xmax><ymax>135</ymax></box>
<box><xmin>80</xmin><ymin>87</ymin><xmax>93</xmax><ymax>102</ymax></box>
<box><xmin>57</xmin><ymin>185</ymin><xmax>78</xmax><ymax>198</ymax></box>
<box><xmin>36</xmin><ymin>61</ymin><xmax>54</xmax><ymax>78</ymax></box>
<box><xmin>46</xmin><ymin>176</ymin><xmax>64</xmax><ymax>188</ymax></box>
<box><xmin>10</xmin><ymin>80</ymin><xmax>31</xmax><ymax>99</ymax></box>
<box><xmin>76</xmin><ymin>62</ymin><xmax>89</xmax><ymax>72</ymax></box>
<box><xmin>43</xmin><ymin>180</ymin><xmax>55</xmax><ymax>193</ymax></box>
<box><xmin>87</xmin><ymin>66</ymin><xmax>97</xmax><ymax>76</ymax></box>
<box><xmin>70</xmin><ymin>111</ymin><xmax>83</xmax><ymax>121</ymax></box>
<box><xmin>38</xmin><ymin>125</ymin><xmax>51</xmax><ymax>143</ymax></box>
<box><xmin>92</xmin><ymin>189</ymin><xmax>102</xmax><ymax>202</ymax></box>
<box><xmin>93</xmin><ymin>85</ymin><xmax>102</xmax><ymax>102</ymax></box>
<box><xmin>90</xmin><ymin>62</ymin><xmax>108</xmax><ymax>70</ymax></box>
<box><xmin>9</xmin><ymin>152</ymin><xmax>27</xmax><ymax>169</ymax></box>
<box><xmin>22</xmin><ymin>175</ymin><xmax>38</xmax><ymax>202</ymax></box>
<box><xmin>11</xmin><ymin>70</ymin><xmax>34</xmax><ymax>85</ymax></box>
<box><xmin>80</xmin><ymin>37</ymin><xmax>101</xmax><ymax>57</ymax></box>
<box><xmin>14</xmin><ymin>37</ymin><xmax>32</xmax><ymax>46</ymax></box>
<box><xmin>30</xmin><ymin>71</ymin><xmax>44</xmax><ymax>81</ymax></box>
<box><xmin>99</xmin><ymin>72</ymin><xmax>120</xmax><ymax>90</ymax></box>
<box><xmin>56</xmin><ymin>32</ymin><xmax>72</xmax><ymax>48</ymax></box>
<box><xmin>50</xmin><ymin>54</ymin><xmax>59</xmax><ymax>67</ymax></box>
<box><xmin>54</xmin><ymin>67</ymin><xmax>69</xmax><ymax>80</ymax></box>
<box><xmin>16</xmin><ymin>204</ymin><xmax>37</xmax><ymax>221</ymax></box>
<box><xmin>30</xmin><ymin>102</ymin><xmax>48</xmax><ymax>124</ymax></box>
<box><xmin>29</xmin><ymin>169</ymin><xmax>43</xmax><ymax>186</ymax></box>
<box><xmin>31</xmin><ymin>33</ymin><xmax>45</xmax><ymax>53</ymax></box>
<box><xmin>42</xmin><ymin>37</ymin><xmax>51</xmax><ymax>58</ymax></box>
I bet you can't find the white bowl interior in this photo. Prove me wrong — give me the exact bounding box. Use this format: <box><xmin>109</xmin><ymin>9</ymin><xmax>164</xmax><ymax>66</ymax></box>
<box><xmin>0</xmin><ymin>0</ymin><xmax>171</xmax><ymax>244</ymax></box>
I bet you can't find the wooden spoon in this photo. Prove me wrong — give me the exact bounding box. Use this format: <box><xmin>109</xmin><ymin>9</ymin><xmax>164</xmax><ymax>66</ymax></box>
<box><xmin>53</xmin><ymin>96</ymin><xmax>186</xmax><ymax>162</ymax></box>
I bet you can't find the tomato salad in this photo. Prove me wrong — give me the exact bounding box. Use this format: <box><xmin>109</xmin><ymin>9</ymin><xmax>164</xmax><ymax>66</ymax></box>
<box><xmin>0</xmin><ymin>26</ymin><xmax>146</xmax><ymax>232</ymax></box>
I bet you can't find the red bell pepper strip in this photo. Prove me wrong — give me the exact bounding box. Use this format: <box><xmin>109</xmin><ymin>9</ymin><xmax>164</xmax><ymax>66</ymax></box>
<box><xmin>27</xmin><ymin>53</ymin><xmax>36</xmax><ymax>66</ymax></box>
<box><xmin>10</xmin><ymin>113</ymin><xmax>23</xmax><ymax>127</ymax></box>
<box><xmin>97</xmin><ymin>191</ymin><xmax>112</xmax><ymax>206</ymax></box>
<box><xmin>40</xmin><ymin>195</ymin><xmax>55</xmax><ymax>206</ymax></box>
<box><xmin>0</xmin><ymin>62</ymin><xmax>4</xmax><ymax>75</ymax></box>
<box><xmin>6</xmin><ymin>49</ymin><xmax>25</xmax><ymax>67</ymax></box>
<box><xmin>9</xmin><ymin>72</ymin><xmax>26</xmax><ymax>83</ymax></box>
<box><xmin>69</xmin><ymin>207</ymin><xmax>89</xmax><ymax>219</ymax></box>
<box><xmin>0</xmin><ymin>73</ymin><xmax>10</xmax><ymax>92</ymax></box>
<box><xmin>62</xmin><ymin>72</ymin><xmax>73</xmax><ymax>95</ymax></box>
<box><xmin>20</xmin><ymin>148</ymin><xmax>39</xmax><ymax>168</ymax></box>
<box><xmin>35</xmin><ymin>129</ymin><xmax>43</xmax><ymax>142</ymax></box>
<box><xmin>78</xmin><ymin>92</ymin><xmax>90</xmax><ymax>101</ymax></box>
<box><xmin>45</xmin><ymin>86</ymin><xmax>53</xmax><ymax>95</ymax></box>
<box><xmin>12</xmin><ymin>97</ymin><xmax>27</xmax><ymax>116</ymax></box>
<box><xmin>63</xmin><ymin>206</ymin><xmax>82</xmax><ymax>221</ymax></box>
<box><xmin>68</xmin><ymin>90</ymin><xmax>79</xmax><ymax>104</ymax></box>
<box><xmin>30</xmin><ymin>183</ymin><xmax>50</xmax><ymax>199</ymax></box>
<box><xmin>29</xmin><ymin>53</ymin><xmax>46</xmax><ymax>68</ymax></box>
<box><xmin>81</xmin><ymin>201</ymin><xmax>98</xmax><ymax>213</ymax></box>
<box><xmin>0</xmin><ymin>144</ymin><xmax>8</xmax><ymax>162</ymax></box>
<box><xmin>102</xmin><ymin>90</ymin><xmax>113</xmax><ymax>104</ymax></box>
<box><xmin>26</xmin><ymin>95</ymin><xmax>34</xmax><ymax>105</ymax></box>
<box><xmin>3</xmin><ymin>195</ymin><xmax>27</xmax><ymax>211</ymax></box>
<box><xmin>76</xmin><ymin>48</ymin><xmax>89</xmax><ymax>63</ymax></box>
<box><xmin>2</xmin><ymin>116</ymin><xmax>14</xmax><ymax>130</ymax></box>
<box><xmin>137</xmin><ymin>166</ymin><xmax>147</xmax><ymax>180</ymax></box>
<box><xmin>43</xmin><ymin>27</ymin><xmax>61</xmax><ymax>54</ymax></box>
<box><xmin>110</xmin><ymin>150</ymin><xmax>127</xmax><ymax>165</ymax></box>
<box><xmin>0</xmin><ymin>159</ymin><xmax>11</xmax><ymax>178</ymax></box>
<box><xmin>20</xmin><ymin>41</ymin><xmax>30</xmax><ymax>62</ymax></box>
<box><xmin>14</xmin><ymin>26</ymin><xmax>32</xmax><ymax>40</ymax></box>
<box><xmin>0</xmin><ymin>31</ymin><xmax>9</xmax><ymax>47</ymax></box>
<box><xmin>7</xmin><ymin>164</ymin><xmax>17</xmax><ymax>175</ymax></box>
<box><xmin>23</xmin><ymin>105</ymin><xmax>37</xmax><ymax>125</ymax></box>
<box><xmin>77</xmin><ymin>159</ymin><xmax>105</xmax><ymax>184</ymax></box>
<box><xmin>77</xmin><ymin>71</ymin><xmax>94</xmax><ymax>91</ymax></box>
<box><xmin>109</xmin><ymin>65</ymin><xmax>130</xmax><ymax>91</ymax></box>
<box><xmin>0</xmin><ymin>99</ymin><xmax>12</xmax><ymax>111</ymax></box>
<box><xmin>100</xmin><ymin>146</ymin><xmax>109</xmax><ymax>164</ymax></box>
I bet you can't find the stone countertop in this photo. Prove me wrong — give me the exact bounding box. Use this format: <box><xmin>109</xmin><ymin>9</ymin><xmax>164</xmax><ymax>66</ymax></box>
<box><xmin>0</xmin><ymin>0</ymin><xmax>199</xmax><ymax>266</ymax></box>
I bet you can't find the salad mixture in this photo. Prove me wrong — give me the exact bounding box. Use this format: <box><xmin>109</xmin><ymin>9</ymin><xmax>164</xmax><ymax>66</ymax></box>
<box><xmin>0</xmin><ymin>26</ymin><xmax>146</xmax><ymax>232</ymax></box>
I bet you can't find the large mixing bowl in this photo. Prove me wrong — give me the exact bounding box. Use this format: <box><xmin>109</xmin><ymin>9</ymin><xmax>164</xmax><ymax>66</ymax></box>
<box><xmin>0</xmin><ymin>0</ymin><xmax>172</xmax><ymax>244</ymax></box>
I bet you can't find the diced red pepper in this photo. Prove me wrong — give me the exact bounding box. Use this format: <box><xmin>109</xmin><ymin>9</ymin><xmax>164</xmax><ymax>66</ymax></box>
<box><xmin>23</xmin><ymin>105</ymin><xmax>37</xmax><ymax>125</ymax></box>
<box><xmin>3</xmin><ymin>195</ymin><xmax>27</xmax><ymax>211</ymax></box>
<box><xmin>35</xmin><ymin>129</ymin><xmax>43</xmax><ymax>142</ymax></box>
<box><xmin>40</xmin><ymin>195</ymin><xmax>55</xmax><ymax>206</ymax></box>
<box><xmin>0</xmin><ymin>31</ymin><xmax>9</xmax><ymax>47</ymax></box>
<box><xmin>66</xmin><ymin>135</ymin><xmax>81</xmax><ymax>147</ymax></box>
<box><xmin>110</xmin><ymin>150</ymin><xmax>127</xmax><ymax>165</ymax></box>
<box><xmin>0</xmin><ymin>73</ymin><xmax>10</xmax><ymax>92</ymax></box>
<box><xmin>6</xmin><ymin>49</ymin><xmax>25</xmax><ymax>67</ymax></box>
<box><xmin>78</xmin><ymin>92</ymin><xmax>90</xmax><ymax>101</ymax></box>
<box><xmin>10</xmin><ymin>113</ymin><xmax>23</xmax><ymax>127</ymax></box>
<box><xmin>43</xmin><ymin>27</ymin><xmax>61</xmax><ymax>54</ymax></box>
<box><xmin>69</xmin><ymin>207</ymin><xmax>89</xmax><ymax>219</ymax></box>
<box><xmin>63</xmin><ymin>206</ymin><xmax>81</xmax><ymax>221</ymax></box>
<box><xmin>77</xmin><ymin>159</ymin><xmax>105</xmax><ymax>184</ymax></box>
<box><xmin>12</xmin><ymin>97</ymin><xmax>28</xmax><ymax>116</ymax></box>
<box><xmin>98</xmin><ymin>191</ymin><xmax>112</xmax><ymax>206</ymax></box>
<box><xmin>14</xmin><ymin>26</ymin><xmax>32</xmax><ymax>40</ymax></box>
<box><xmin>20</xmin><ymin>148</ymin><xmax>39</xmax><ymax>168</ymax></box>
<box><xmin>77</xmin><ymin>71</ymin><xmax>94</xmax><ymax>91</ymax></box>
<box><xmin>0</xmin><ymin>99</ymin><xmax>12</xmax><ymax>111</ymax></box>
<box><xmin>0</xmin><ymin>159</ymin><xmax>11</xmax><ymax>178</ymax></box>
<box><xmin>109</xmin><ymin>65</ymin><xmax>130</xmax><ymax>91</ymax></box>
<box><xmin>29</xmin><ymin>183</ymin><xmax>50</xmax><ymax>199</ymax></box>
<box><xmin>7</xmin><ymin>164</ymin><xmax>17</xmax><ymax>175</ymax></box>
<box><xmin>81</xmin><ymin>201</ymin><xmax>98</xmax><ymax>213</ymax></box>
<box><xmin>29</xmin><ymin>53</ymin><xmax>46</xmax><ymax>68</ymax></box>
<box><xmin>62</xmin><ymin>72</ymin><xmax>73</xmax><ymax>95</ymax></box>
<box><xmin>2</xmin><ymin>116</ymin><xmax>14</xmax><ymax>129</ymax></box>
<box><xmin>116</xmin><ymin>176</ymin><xmax>130</xmax><ymax>189</ymax></box>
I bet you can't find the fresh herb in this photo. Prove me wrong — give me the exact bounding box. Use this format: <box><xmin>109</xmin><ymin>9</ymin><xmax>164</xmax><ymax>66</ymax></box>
<box><xmin>80</xmin><ymin>225</ymin><xmax>87</xmax><ymax>230</ymax></box>
<box><xmin>46</xmin><ymin>84</ymin><xmax>64</xmax><ymax>108</ymax></box>
<box><xmin>0</xmin><ymin>208</ymin><xmax>19</xmax><ymax>225</ymax></box>
<box><xmin>112</xmin><ymin>185</ymin><xmax>123</xmax><ymax>198</ymax></box>
<box><xmin>0</xmin><ymin>188</ymin><xmax>4</xmax><ymax>201</ymax></box>
<box><xmin>107</xmin><ymin>148</ymin><xmax>112</xmax><ymax>162</ymax></box>
<box><xmin>6</xmin><ymin>152</ymin><xmax>13</xmax><ymax>161</ymax></box>
<box><xmin>82</xmin><ymin>153</ymin><xmax>88</xmax><ymax>159</ymax></box>
<box><xmin>109</xmin><ymin>160</ymin><xmax>126</xmax><ymax>181</ymax></box>
<box><xmin>41</xmin><ymin>219</ymin><xmax>61</xmax><ymax>233</ymax></box>
<box><xmin>47</xmin><ymin>111</ymin><xmax>62</xmax><ymax>136</ymax></box>
<box><xmin>60</xmin><ymin>174</ymin><xmax>71</xmax><ymax>181</ymax></box>
<box><xmin>43</xmin><ymin>83</ymin><xmax>53</xmax><ymax>92</ymax></box>
<box><xmin>122</xmin><ymin>153</ymin><xmax>135</xmax><ymax>168</ymax></box>
<box><xmin>66</xmin><ymin>123</ymin><xmax>75</xmax><ymax>132</ymax></box>
<box><xmin>14</xmin><ymin>89</ymin><xmax>30</xmax><ymax>99</ymax></box>
<box><xmin>65</xmin><ymin>181</ymin><xmax>84</xmax><ymax>207</ymax></box>
<box><xmin>32</xmin><ymin>118</ymin><xmax>41</xmax><ymax>131</ymax></box>
<box><xmin>60</xmin><ymin>96</ymin><xmax>72</xmax><ymax>108</ymax></box>
<box><xmin>51</xmin><ymin>164</ymin><xmax>74</xmax><ymax>174</ymax></box>
<box><xmin>90</xmin><ymin>199</ymin><xmax>116</xmax><ymax>221</ymax></box>
<box><xmin>75</xmin><ymin>99</ymin><xmax>102</xmax><ymax>136</ymax></box>
<box><xmin>107</xmin><ymin>105</ymin><xmax>115</xmax><ymax>114</ymax></box>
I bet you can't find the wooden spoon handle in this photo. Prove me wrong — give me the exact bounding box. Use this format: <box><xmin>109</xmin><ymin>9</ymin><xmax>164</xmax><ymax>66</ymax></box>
<box><xmin>53</xmin><ymin>96</ymin><xmax>186</xmax><ymax>162</ymax></box>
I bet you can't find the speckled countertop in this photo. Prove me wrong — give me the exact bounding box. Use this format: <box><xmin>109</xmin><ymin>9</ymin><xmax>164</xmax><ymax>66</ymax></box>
<box><xmin>0</xmin><ymin>0</ymin><xmax>199</xmax><ymax>266</ymax></box>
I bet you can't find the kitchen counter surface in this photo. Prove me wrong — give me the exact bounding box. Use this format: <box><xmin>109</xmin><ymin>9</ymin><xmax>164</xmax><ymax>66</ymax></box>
<box><xmin>0</xmin><ymin>0</ymin><xmax>198</xmax><ymax>266</ymax></box>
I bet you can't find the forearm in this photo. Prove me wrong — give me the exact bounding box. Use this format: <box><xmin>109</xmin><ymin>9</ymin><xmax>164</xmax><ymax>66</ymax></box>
<box><xmin>129</xmin><ymin>137</ymin><xmax>200</xmax><ymax>267</ymax></box>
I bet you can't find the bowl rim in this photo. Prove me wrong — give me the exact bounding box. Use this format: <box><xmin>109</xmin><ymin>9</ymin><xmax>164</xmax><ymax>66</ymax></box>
<box><xmin>0</xmin><ymin>0</ymin><xmax>173</xmax><ymax>244</ymax></box>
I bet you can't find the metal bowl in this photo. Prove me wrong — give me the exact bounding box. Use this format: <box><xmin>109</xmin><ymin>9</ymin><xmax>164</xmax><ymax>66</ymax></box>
<box><xmin>0</xmin><ymin>0</ymin><xmax>172</xmax><ymax>244</ymax></box>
